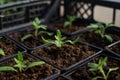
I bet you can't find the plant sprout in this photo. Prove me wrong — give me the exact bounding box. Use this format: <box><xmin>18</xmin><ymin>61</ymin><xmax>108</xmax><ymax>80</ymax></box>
<box><xmin>21</xmin><ymin>17</ymin><xmax>53</xmax><ymax>42</ymax></box>
<box><xmin>42</xmin><ymin>30</ymin><xmax>79</xmax><ymax>47</ymax></box>
<box><xmin>64</xmin><ymin>15</ymin><xmax>81</xmax><ymax>28</ymax></box>
<box><xmin>88</xmin><ymin>57</ymin><xmax>119</xmax><ymax>80</ymax></box>
<box><xmin>0</xmin><ymin>48</ymin><xmax>5</xmax><ymax>56</ymax></box>
<box><xmin>87</xmin><ymin>23</ymin><xmax>113</xmax><ymax>42</ymax></box>
<box><xmin>0</xmin><ymin>51</ymin><xmax>45</xmax><ymax>73</ymax></box>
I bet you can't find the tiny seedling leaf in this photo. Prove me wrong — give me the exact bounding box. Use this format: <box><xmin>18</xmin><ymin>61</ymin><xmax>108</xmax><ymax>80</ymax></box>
<box><xmin>88</xmin><ymin>63</ymin><xmax>98</xmax><ymax>71</ymax></box>
<box><xmin>105</xmin><ymin>35</ymin><xmax>113</xmax><ymax>42</ymax></box>
<box><xmin>0</xmin><ymin>66</ymin><xmax>17</xmax><ymax>72</ymax></box>
<box><xmin>0</xmin><ymin>48</ymin><xmax>5</xmax><ymax>56</ymax></box>
<box><xmin>38</xmin><ymin>25</ymin><xmax>47</xmax><ymax>30</ymax></box>
<box><xmin>28</xmin><ymin>61</ymin><xmax>45</xmax><ymax>68</ymax></box>
<box><xmin>66</xmin><ymin>38</ymin><xmax>79</xmax><ymax>45</ymax></box>
<box><xmin>63</xmin><ymin>21</ymin><xmax>71</xmax><ymax>27</ymax></box>
<box><xmin>41</xmin><ymin>36</ymin><xmax>54</xmax><ymax>44</ymax></box>
<box><xmin>87</xmin><ymin>24</ymin><xmax>98</xmax><ymax>29</ymax></box>
<box><xmin>35</xmin><ymin>17</ymin><xmax>41</xmax><ymax>25</ymax></box>
<box><xmin>21</xmin><ymin>34</ymin><xmax>33</xmax><ymax>42</ymax></box>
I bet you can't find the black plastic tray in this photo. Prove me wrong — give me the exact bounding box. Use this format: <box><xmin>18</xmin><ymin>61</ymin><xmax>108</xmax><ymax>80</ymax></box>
<box><xmin>75</xmin><ymin>26</ymin><xmax>120</xmax><ymax>49</ymax></box>
<box><xmin>62</xmin><ymin>53</ymin><xmax>120</xmax><ymax>80</ymax></box>
<box><xmin>0</xmin><ymin>52</ymin><xmax>60</xmax><ymax>80</ymax></box>
<box><xmin>30</xmin><ymin>39</ymin><xmax>102</xmax><ymax>72</ymax></box>
<box><xmin>6</xmin><ymin>24</ymin><xmax>55</xmax><ymax>51</ymax></box>
<box><xmin>0</xmin><ymin>35</ymin><xmax>26</xmax><ymax>63</ymax></box>
<box><xmin>105</xmin><ymin>40</ymin><xmax>120</xmax><ymax>58</ymax></box>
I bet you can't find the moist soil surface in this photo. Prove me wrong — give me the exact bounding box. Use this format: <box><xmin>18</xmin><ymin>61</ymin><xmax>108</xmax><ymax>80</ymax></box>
<box><xmin>49</xmin><ymin>19</ymin><xmax>92</xmax><ymax>34</ymax></box>
<box><xmin>53</xmin><ymin>76</ymin><xmax>69</xmax><ymax>80</ymax></box>
<box><xmin>109</xmin><ymin>42</ymin><xmax>120</xmax><ymax>54</ymax></box>
<box><xmin>0</xmin><ymin>54</ymin><xmax>59</xmax><ymax>80</ymax></box>
<box><xmin>0</xmin><ymin>36</ymin><xmax>22</xmax><ymax>59</ymax></box>
<box><xmin>33</xmin><ymin>43</ymin><xmax>97</xmax><ymax>69</ymax></box>
<box><xmin>77</xmin><ymin>30</ymin><xmax>120</xmax><ymax>48</ymax></box>
<box><xmin>10</xmin><ymin>29</ymin><xmax>55</xmax><ymax>48</ymax></box>
<box><xmin>68</xmin><ymin>55</ymin><xmax>120</xmax><ymax>80</ymax></box>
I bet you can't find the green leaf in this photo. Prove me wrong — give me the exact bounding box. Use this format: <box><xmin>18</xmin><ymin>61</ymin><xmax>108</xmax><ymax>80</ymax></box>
<box><xmin>55</xmin><ymin>30</ymin><xmax>62</xmax><ymax>40</ymax></box>
<box><xmin>38</xmin><ymin>25</ymin><xmax>47</xmax><ymax>30</ymax></box>
<box><xmin>87</xmin><ymin>24</ymin><xmax>98</xmax><ymax>29</ymax></box>
<box><xmin>35</xmin><ymin>17</ymin><xmax>41</xmax><ymax>25</ymax></box>
<box><xmin>40</xmin><ymin>31</ymin><xmax>53</xmax><ymax>36</ymax></box>
<box><xmin>28</xmin><ymin>61</ymin><xmax>45</xmax><ymax>68</ymax></box>
<box><xmin>41</xmin><ymin>36</ymin><xmax>54</xmax><ymax>44</ymax></box>
<box><xmin>63</xmin><ymin>21</ymin><xmax>71</xmax><ymax>27</ymax></box>
<box><xmin>66</xmin><ymin>38</ymin><xmax>79</xmax><ymax>44</ymax></box>
<box><xmin>88</xmin><ymin>63</ymin><xmax>99</xmax><ymax>71</ymax></box>
<box><xmin>0</xmin><ymin>66</ymin><xmax>17</xmax><ymax>72</ymax></box>
<box><xmin>17</xmin><ymin>51</ymin><xmax>23</xmax><ymax>62</ymax></box>
<box><xmin>0</xmin><ymin>48</ymin><xmax>5</xmax><ymax>56</ymax></box>
<box><xmin>105</xmin><ymin>35</ymin><xmax>113</xmax><ymax>42</ymax></box>
<box><xmin>21</xmin><ymin>34</ymin><xmax>33</xmax><ymax>42</ymax></box>
<box><xmin>54</xmin><ymin>40</ymin><xmax>63</xmax><ymax>47</ymax></box>
<box><xmin>98</xmin><ymin>57</ymin><xmax>107</xmax><ymax>68</ymax></box>
<box><xmin>105</xmin><ymin>22</ymin><xmax>113</xmax><ymax>28</ymax></box>
<box><xmin>107</xmin><ymin>67</ymin><xmax>119</xmax><ymax>78</ymax></box>
<box><xmin>92</xmin><ymin>76</ymin><xmax>103</xmax><ymax>80</ymax></box>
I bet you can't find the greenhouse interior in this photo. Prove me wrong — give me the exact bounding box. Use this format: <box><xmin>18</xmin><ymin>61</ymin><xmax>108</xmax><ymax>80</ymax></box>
<box><xmin>0</xmin><ymin>0</ymin><xmax>120</xmax><ymax>80</ymax></box>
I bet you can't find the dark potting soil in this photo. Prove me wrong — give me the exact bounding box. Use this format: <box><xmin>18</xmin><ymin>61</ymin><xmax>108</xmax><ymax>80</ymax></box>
<box><xmin>110</xmin><ymin>42</ymin><xmax>120</xmax><ymax>54</ymax></box>
<box><xmin>49</xmin><ymin>23</ymin><xmax>86</xmax><ymax>34</ymax></box>
<box><xmin>0</xmin><ymin>54</ymin><xmax>59</xmax><ymax>80</ymax></box>
<box><xmin>53</xmin><ymin>76</ymin><xmax>69</xmax><ymax>80</ymax></box>
<box><xmin>10</xmin><ymin>29</ymin><xmax>54</xmax><ymax>48</ymax></box>
<box><xmin>68</xmin><ymin>56</ymin><xmax>120</xmax><ymax>80</ymax></box>
<box><xmin>33</xmin><ymin>43</ymin><xmax>96</xmax><ymax>69</ymax></box>
<box><xmin>77</xmin><ymin>31</ymin><xmax>120</xmax><ymax>48</ymax></box>
<box><xmin>0</xmin><ymin>37</ymin><xmax>22</xmax><ymax>59</ymax></box>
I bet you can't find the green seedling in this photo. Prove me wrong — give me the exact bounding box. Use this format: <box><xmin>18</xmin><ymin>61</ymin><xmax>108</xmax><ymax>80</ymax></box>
<box><xmin>21</xmin><ymin>17</ymin><xmax>53</xmax><ymax>42</ymax></box>
<box><xmin>87</xmin><ymin>23</ymin><xmax>113</xmax><ymax>42</ymax></box>
<box><xmin>64</xmin><ymin>15</ymin><xmax>81</xmax><ymax>28</ymax></box>
<box><xmin>13</xmin><ymin>51</ymin><xmax>45</xmax><ymax>72</ymax></box>
<box><xmin>0</xmin><ymin>51</ymin><xmax>45</xmax><ymax>73</ymax></box>
<box><xmin>42</xmin><ymin>30</ymin><xmax>79</xmax><ymax>47</ymax></box>
<box><xmin>0</xmin><ymin>48</ymin><xmax>5</xmax><ymax>56</ymax></box>
<box><xmin>88</xmin><ymin>57</ymin><xmax>119</xmax><ymax>80</ymax></box>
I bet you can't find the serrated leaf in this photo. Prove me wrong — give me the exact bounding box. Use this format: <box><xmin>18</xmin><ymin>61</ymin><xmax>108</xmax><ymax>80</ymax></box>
<box><xmin>105</xmin><ymin>35</ymin><xmax>113</xmax><ymax>42</ymax></box>
<box><xmin>63</xmin><ymin>21</ymin><xmax>71</xmax><ymax>27</ymax></box>
<box><xmin>28</xmin><ymin>61</ymin><xmax>45</xmax><ymax>68</ymax></box>
<box><xmin>0</xmin><ymin>48</ymin><xmax>5</xmax><ymax>56</ymax></box>
<box><xmin>21</xmin><ymin>34</ymin><xmax>33</xmax><ymax>42</ymax></box>
<box><xmin>0</xmin><ymin>66</ymin><xmax>17</xmax><ymax>72</ymax></box>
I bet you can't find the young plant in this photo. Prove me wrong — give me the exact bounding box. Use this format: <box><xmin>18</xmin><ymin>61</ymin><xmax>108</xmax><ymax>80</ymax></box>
<box><xmin>87</xmin><ymin>23</ymin><xmax>113</xmax><ymax>42</ymax></box>
<box><xmin>0</xmin><ymin>51</ymin><xmax>45</xmax><ymax>72</ymax></box>
<box><xmin>0</xmin><ymin>48</ymin><xmax>5</xmax><ymax>56</ymax></box>
<box><xmin>64</xmin><ymin>15</ymin><xmax>81</xmax><ymax>28</ymax></box>
<box><xmin>42</xmin><ymin>29</ymin><xmax>79</xmax><ymax>47</ymax></box>
<box><xmin>13</xmin><ymin>51</ymin><xmax>45</xmax><ymax>72</ymax></box>
<box><xmin>88</xmin><ymin>57</ymin><xmax>119</xmax><ymax>80</ymax></box>
<box><xmin>21</xmin><ymin>17</ymin><xmax>53</xmax><ymax>42</ymax></box>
